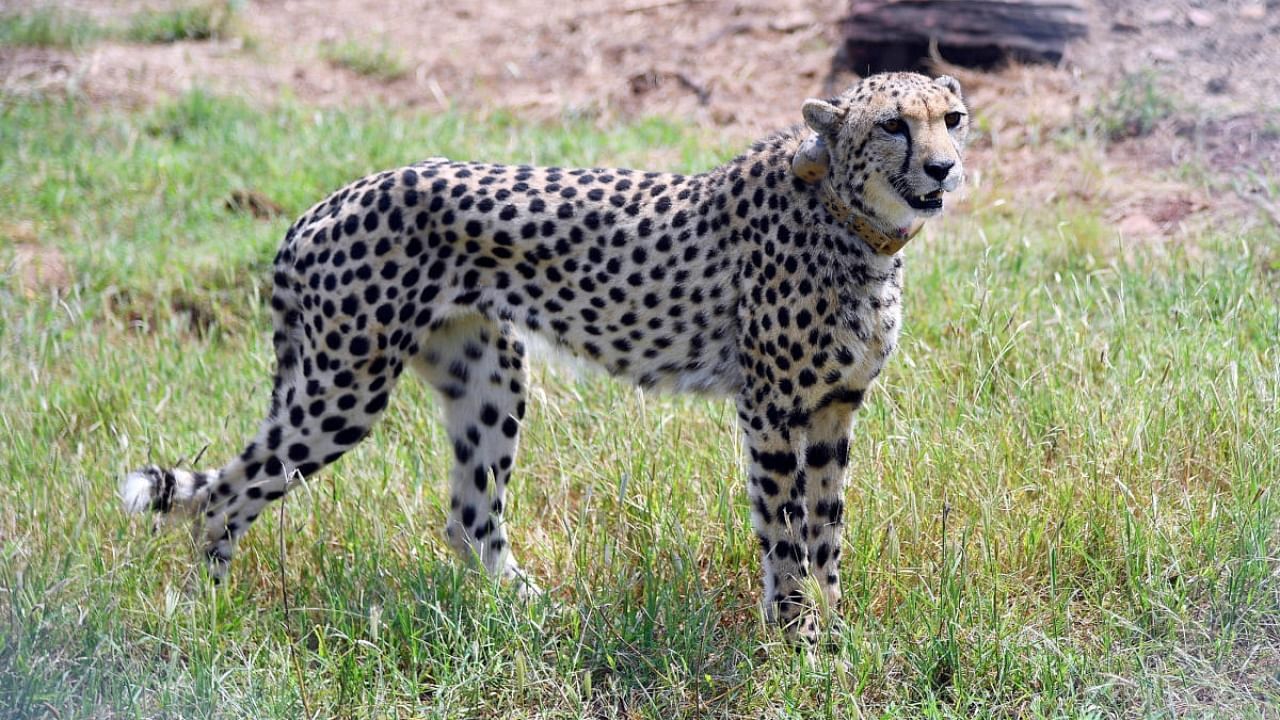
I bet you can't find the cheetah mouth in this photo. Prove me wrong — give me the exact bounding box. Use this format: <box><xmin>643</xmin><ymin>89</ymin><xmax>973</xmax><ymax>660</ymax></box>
<box><xmin>903</xmin><ymin>189</ymin><xmax>944</xmax><ymax>211</ymax></box>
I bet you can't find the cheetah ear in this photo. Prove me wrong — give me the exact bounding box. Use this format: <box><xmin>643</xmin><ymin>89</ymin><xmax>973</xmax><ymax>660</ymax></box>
<box><xmin>933</xmin><ymin>75</ymin><xmax>963</xmax><ymax>99</ymax></box>
<box><xmin>796</xmin><ymin>99</ymin><xmax>840</xmax><ymax>182</ymax></box>
<box><xmin>791</xmin><ymin>133</ymin><xmax>830</xmax><ymax>184</ymax></box>
<box><xmin>801</xmin><ymin>98</ymin><xmax>843</xmax><ymax>136</ymax></box>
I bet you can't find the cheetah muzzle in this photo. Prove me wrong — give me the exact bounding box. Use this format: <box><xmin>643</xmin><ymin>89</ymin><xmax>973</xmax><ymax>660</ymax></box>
<box><xmin>121</xmin><ymin>72</ymin><xmax>969</xmax><ymax>645</ymax></box>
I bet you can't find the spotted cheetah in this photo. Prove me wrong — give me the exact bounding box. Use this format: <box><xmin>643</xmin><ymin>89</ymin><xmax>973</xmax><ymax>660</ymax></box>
<box><xmin>121</xmin><ymin>72</ymin><xmax>969</xmax><ymax>642</ymax></box>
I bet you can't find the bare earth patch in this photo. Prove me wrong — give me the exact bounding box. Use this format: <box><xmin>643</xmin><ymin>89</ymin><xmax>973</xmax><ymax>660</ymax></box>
<box><xmin>3</xmin><ymin>222</ymin><xmax>71</xmax><ymax>296</ymax></box>
<box><xmin>1</xmin><ymin>0</ymin><xmax>842</xmax><ymax>133</ymax></box>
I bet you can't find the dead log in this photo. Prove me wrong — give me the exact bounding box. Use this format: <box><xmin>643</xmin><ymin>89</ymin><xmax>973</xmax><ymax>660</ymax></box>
<box><xmin>836</xmin><ymin>0</ymin><xmax>1089</xmax><ymax>74</ymax></box>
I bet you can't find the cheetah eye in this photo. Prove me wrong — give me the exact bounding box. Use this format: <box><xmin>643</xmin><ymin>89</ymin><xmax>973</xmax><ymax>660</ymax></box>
<box><xmin>944</xmin><ymin>111</ymin><xmax>964</xmax><ymax>129</ymax></box>
<box><xmin>878</xmin><ymin>118</ymin><xmax>906</xmax><ymax>135</ymax></box>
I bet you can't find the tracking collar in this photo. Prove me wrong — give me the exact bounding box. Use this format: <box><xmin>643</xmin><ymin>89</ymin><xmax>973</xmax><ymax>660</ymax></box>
<box><xmin>819</xmin><ymin>181</ymin><xmax>923</xmax><ymax>256</ymax></box>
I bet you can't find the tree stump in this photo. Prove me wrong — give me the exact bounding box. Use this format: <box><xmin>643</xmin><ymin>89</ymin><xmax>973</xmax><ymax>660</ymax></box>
<box><xmin>836</xmin><ymin>0</ymin><xmax>1089</xmax><ymax>74</ymax></box>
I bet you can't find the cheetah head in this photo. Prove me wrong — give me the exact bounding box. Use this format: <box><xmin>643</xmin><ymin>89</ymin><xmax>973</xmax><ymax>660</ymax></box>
<box><xmin>793</xmin><ymin>72</ymin><xmax>969</xmax><ymax>238</ymax></box>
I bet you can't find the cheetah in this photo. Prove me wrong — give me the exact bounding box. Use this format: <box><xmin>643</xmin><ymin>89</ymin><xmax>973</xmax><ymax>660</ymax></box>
<box><xmin>121</xmin><ymin>72</ymin><xmax>969</xmax><ymax>643</ymax></box>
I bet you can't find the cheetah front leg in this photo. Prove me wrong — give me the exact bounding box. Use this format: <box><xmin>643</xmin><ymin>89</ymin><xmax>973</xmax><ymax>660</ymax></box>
<box><xmin>802</xmin><ymin>400</ymin><xmax>860</xmax><ymax>612</ymax></box>
<box><xmin>738</xmin><ymin>397</ymin><xmax>819</xmax><ymax>644</ymax></box>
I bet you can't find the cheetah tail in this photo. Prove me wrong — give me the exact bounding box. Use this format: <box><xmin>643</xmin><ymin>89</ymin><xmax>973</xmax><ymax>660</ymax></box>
<box><xmin>119</xmin><ymin>464</ymin><xmax>215</xmax><ymax>516</ymax></box>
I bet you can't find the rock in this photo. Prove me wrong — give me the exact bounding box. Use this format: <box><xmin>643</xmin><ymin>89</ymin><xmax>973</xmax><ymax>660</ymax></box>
<box><xmin>836</xmin><ymin>0</ymin><xmax>1089</xmax><ymax>73</ymax></box>
<box><xmin>1239</xmin><ymin>3</ymin><xmax>1266</xmax><ymax>19</ymax></box>
<box><xmin>1187</xmin><ymin>9</ymin><xmax>1215</xmax><ymax>27</ymax></box>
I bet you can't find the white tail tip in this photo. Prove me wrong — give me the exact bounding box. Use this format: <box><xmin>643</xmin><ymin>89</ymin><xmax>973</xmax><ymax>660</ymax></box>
<box><xmin>120</xmin><ymin>470</ymin><xmax>154</xmax><ymax>513</ymax></box>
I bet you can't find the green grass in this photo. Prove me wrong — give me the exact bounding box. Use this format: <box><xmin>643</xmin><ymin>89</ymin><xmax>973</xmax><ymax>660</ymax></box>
<box><xmin>321</xmin><ymin>40</ymin><xmax>410</xmax><ymax>82</ymax></box>
<box><xmin>1089</xmin><ymin>70</ymin><xmax>1177</xmax><ymax>142</ymax></box>
<box><xmin>0</xmin><ymin>3</ymin><xmax>237</xmax><ymax>49</ymax></box>
<box><xmin>124</xmin><ymin>3</ymin><xmax>235</xmax><ymax>44</ymax></box>
<box><xmin>0</xmin><ymin>8</ymin><xmax>105</xmax><ymax>49</ymax></box>
<box><xmin>1</xmin><ymin>92</ymin><xmax>1278</xmax><ymax>718</ymax></box>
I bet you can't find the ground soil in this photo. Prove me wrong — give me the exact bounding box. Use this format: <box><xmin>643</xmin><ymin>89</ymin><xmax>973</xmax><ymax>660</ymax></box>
<box><xmin>3</xmin><ymin>0</ymin><xmax>1279</xmax><ymax>245</ymax></box>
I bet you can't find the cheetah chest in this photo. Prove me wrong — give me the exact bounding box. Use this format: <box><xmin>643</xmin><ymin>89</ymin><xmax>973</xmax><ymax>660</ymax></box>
<box><xmin>827</xmin><ymin>271</ymin><xmax>905</xmax><ymax>393</ymax></box>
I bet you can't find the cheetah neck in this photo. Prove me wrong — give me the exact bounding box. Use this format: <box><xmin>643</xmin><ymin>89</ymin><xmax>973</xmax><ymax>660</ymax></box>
<box><xmin>818</xmin><ymin>181</ymin><xmax>923</xmax><ymax>256</ymax></box>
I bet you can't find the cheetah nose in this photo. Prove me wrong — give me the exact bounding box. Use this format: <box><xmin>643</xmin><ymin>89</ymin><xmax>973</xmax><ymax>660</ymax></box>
<box><xmin>923</xmin><ymin>160</ymin><xmax>954</xmax><ymax>182</ymax></box>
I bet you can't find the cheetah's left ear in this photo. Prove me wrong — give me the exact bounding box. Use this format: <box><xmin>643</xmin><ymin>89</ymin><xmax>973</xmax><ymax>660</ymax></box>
<box><xmin>801</xmin><ymin>98</ymin><xmax>843</xmax><ymax>136</ymax></box>
<box><xmin>933</xmin><ymin>75</ymin><xmax>963</xmax><ymax>99</ymax></box>
<box><xmin>795</xmin><ymin>98</ymin><xmax>841</xmax><ymax>184</ymax></box>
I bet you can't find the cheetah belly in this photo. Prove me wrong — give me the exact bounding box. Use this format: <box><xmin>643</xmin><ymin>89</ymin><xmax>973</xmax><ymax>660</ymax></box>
<box><xmin>476</xmin><ymin>277</ymin><xmax>745</xmax><ymax>396</ymax></box>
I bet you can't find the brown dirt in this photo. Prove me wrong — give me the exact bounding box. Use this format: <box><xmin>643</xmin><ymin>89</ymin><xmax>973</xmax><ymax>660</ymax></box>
<box><xmin>1088</xmin><ymin>0</ymin><xmax>1280</xmax><ymax>119</ymax></box>
<box><xmin>1</xmin><ymin>0</ymin><xmax>848</xmax><ymax>135</ymax></box>
<box><xmin>2</xmin><ymin>222</ymin><xmax>71</xmax><ymax>296</ymax></box>
<box><xmin>3</xmin><ymin>0</ymin><xmax>1279</xmax><ymax>239</ymax></box>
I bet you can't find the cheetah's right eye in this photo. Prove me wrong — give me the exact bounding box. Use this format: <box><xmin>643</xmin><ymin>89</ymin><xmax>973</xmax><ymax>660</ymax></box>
<box><xmin>879</xmin><ymin>118</ymin><xmax>906</xmax><ymax>135</ymax></box>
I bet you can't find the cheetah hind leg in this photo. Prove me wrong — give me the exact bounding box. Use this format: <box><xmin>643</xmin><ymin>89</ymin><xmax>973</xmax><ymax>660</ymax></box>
<box><xmin>411</xmin><ymin>314</ymin><xmax>542</xmax><ymax>599</ymax></box>
<box><xmin>121</xmin><ymin>306</ymin><xmax>406</xmax><ymax>582</ymax></box>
